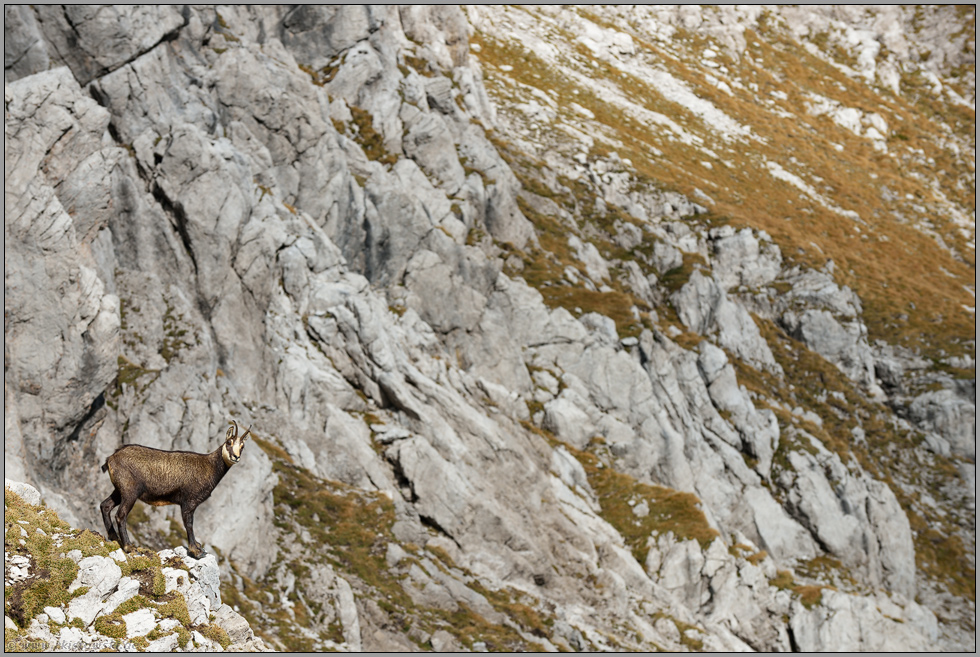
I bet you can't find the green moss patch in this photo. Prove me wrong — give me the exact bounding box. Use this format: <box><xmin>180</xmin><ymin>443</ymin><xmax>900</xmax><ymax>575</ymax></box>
<box><xmin>4</xmin><ymin>490</ymin><xmax>84</xmax><ymax>628</ymax></box>
<box><xmin>200</xmin><ymin>623</ymin><xmax>232</xmax><ymax>649</ymax></box>
<box><xmin>769</xmin><ymin>569</ymin><xmax>828</xmax><ymax>609</ymax></box>
<box><xmin>93</xmin><ymin>613</ymin><xmax>127</xmax><ymax>639</ymax></box>
<box><xmin>348</xmin><ymin>105</ymin><xmax>399</xmax><ymax>166</ymax></box>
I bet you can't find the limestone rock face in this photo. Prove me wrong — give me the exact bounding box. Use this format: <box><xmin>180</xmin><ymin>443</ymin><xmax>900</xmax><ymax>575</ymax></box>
<box><xmin>4</xmin><ymin>4</ymin><xmax>972</xmax><ymax>653</ymax></box>
<box><xmin>709</xmin><ymin>226</ymin><xmax>782</xmax><ymax>292</ymax></box>
<box><xmin>908</xmin><ymin>387</ymin><xmax>976</xmax><ymax>461</ymax></box>
<box><xmin>781</xmin><ymin>443</ymin><xmax>916</xmax><ymax>598</ymax></box>
<box><xmin>789</xmin><ymin>589</ymin><xmax>939</xmax><ymax>652</ymax></box>
<box><xmin>672</xmin><ymin>271</ymin><xmax>779</xmax><ymax>372</ymax></box>
<box><xmin>5</xmin><ymin>67</ymin><xmax>122</xmax><ymax>505</ymax></box>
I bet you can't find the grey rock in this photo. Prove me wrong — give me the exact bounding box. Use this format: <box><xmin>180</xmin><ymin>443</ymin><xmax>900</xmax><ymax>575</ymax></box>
<box><xmin>622</xmin><ymin>260</ymin><xmax>661</xmax><ymax>307</ymax></box>
<box><xmin>740</xmin><ymin>486</ymin><xmax>817</xmax><ymax>564</ymax></box>
<box><xmin>646</xmin><ymin>534</ymin><xmax>706</xmax><ymax>609</ymax></box>
<box><xmin>333</xmin><ymin>577</ymin><xmax>362</xmax><ymax>651</ymax></box>
<box><xmin>404</xmin><ymin>563</ymin><xmax>459</xmax><ymax>611</ymax></box>
<box><xmin>569</xmin><ymin>235</ymin><xmax>611</xmax><ymax>284</ymax></box>
<box><xmin>790</xmin><ymin>589</ymin><xmax>937</xmax><ymax>651</ymax></box>
<box><xmin>69</xmin><ymin>556</ymin><xmax>122</xmax><ymax>598</ymax></box>
<box><xmin>425</xmin><ymin>76</ymin><xmax>457</xmax><ymax>114</ymax></box>
<box><xmin>146</xmin><ymin>632</ymin><xmax>181</xmax><ymax>652</ymax></box>
<box><xmin>4</xmin><ymin>479</ymin><xmax>42</xmax><ymax>507</ymax></box>
<box><xmin>551</xmin><ymin>446</ymin><xmax>598</xmax><ymax>510</ymax></box>
<box><xmin>401</xmin><ymin>103</ymin><xmax>466</xmax><ymax>194</ymax></box>
<box><xmin>673</xmin><ymin>272</ymin><xmax>778</xmax><ymax>371</ymax></box>
<box><xmin>782</xmin><ymin>442</ymin><xmax>916</xmax><ymax>597</ymax></box>
<box><xmin>279</xmin><ymin>6</ymin><xmax>377</xmax><ymax>69</ymax></box>
<box><xmin>103</xmin><ymin>577</ymin><xmax>141</xmax><ymax>614</ymax></box>
<box><xmin>543</xmin><ymin>391</ymin><xmax>598</xmax><ymax>450</ymax></box>
<box><xmin>4</xmin><ymin>6</ymin><xmax>50</xmax><ymax>82</ymax></box>
<box><xmin>214</xmin><ymin>603</ymin><xmax>256</xmax><ymax>647</ymax></box>
<box><xmin>781</xmin><ymin>265</ymin><xmax>862</xmax><ymax>317</ymax></box>
<box><xmin>484</xmin><ymin>176</ymin><xmax>535</xmax><ymax>250</ymax></box>
<box><xmin>5</xmin><ymin>67</ymin><xmax>121</xmax><ymax>483</ymax></box>
<box><xmin>123</xmin><ymin>608</ymin><xmax>157</xmax><ymax>638</ymax></box>
<box><xmin>430</xmin><ymin>628</ymin><xmax>462</xmax><ymax>651</ymax></box>
<box><xmin>579</xmin><ymin>312</ymin><xmax>619</xmax><ymax>346</ymax></box>
<box><xmin>697</xmin><ymin>343</ymin><xmax>779</xmax><ymax>476</ymax></box>
<box><xmin>653</xmin><ymin>616</ymin><xmax>682</xmax><ymax>644</ymax></box>
<box><xmin>65</xmin><ymin>593</ymin><xmax>104</xmax><ymax>628</ymax></box>
<box><xmin>781</xmin><ymin>309</ymin><xmax>883</xmax><ymax>396</ymax></box>
<box><xmin>32</xmin><ymin>5</ymin><xmax>186</xmax><ymax>85</ymax></box>
<box><xmin>710</xmin><ymin>227</ymin><xmax>781</xmax><ymax>291</ymax></box>
<box><xmin>405</xmin><ymin>250</ymin><xmax>487</xmax><ymax>333</ymax></box>
<box><xmin>57</xmin><ymin>626</ymin><xmax>85</xmax><ymax>650</ymax></box>
<box><xmin>43</xmin><ymin>606</ymin><xmax>66</xmax><ymax>625</ymax></box>
<box><xmin>652</xmin><ymin>240</ymin><xmax>684</xmax><ymax>274</ymax></box>
<box><xmin>908</xmin><ymin>388</ymin><xmax>975</xmax><ymax>460</ymax></box>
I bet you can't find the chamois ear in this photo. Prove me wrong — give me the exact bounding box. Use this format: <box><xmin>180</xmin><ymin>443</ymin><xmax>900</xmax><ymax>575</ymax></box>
<box><xmin>227</xmin><ymin>419</ymin><xmax>239</xmax><ymax>441</ymax></box>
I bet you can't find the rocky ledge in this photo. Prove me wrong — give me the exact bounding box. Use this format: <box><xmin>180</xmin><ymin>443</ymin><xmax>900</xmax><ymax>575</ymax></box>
<box><xmin>4</xmin><ymin>480</ymin><xmax>267</xmax><ymax>652</ymax></box>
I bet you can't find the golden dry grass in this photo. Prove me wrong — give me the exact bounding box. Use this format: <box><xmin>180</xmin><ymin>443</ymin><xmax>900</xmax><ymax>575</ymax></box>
<box><xmin>472</xmin><ymin>15</ymin><xmax>975</xmax><ymax>362</ymax></box>
<box><xmin>472</xmin><ymin>7</ymin><xmax>974</xmax><ymax>605</ymax></box>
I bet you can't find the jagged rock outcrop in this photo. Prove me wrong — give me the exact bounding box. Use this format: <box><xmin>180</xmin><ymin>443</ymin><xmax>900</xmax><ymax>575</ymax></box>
<box><xmin>5</xmin><ymin>480</ymin><xmax>267</xmax><ymax>652</ymax></box>
<box><xmin>5</xmin><ymin>4</ymin><xmax>974</xmax><ymax>652</ymax></box>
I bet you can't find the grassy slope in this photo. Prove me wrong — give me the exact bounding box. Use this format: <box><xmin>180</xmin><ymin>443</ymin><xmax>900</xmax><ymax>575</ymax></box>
<box><xmin>470</xmin><ymin>6</ymin><xmax>974</xmax><ymax>361</ymax></box>
<box><xmin>467</xmin><ymin>4</ymin><xmax>975</xmax><ymax>620</ymax></box>
<box><xmin>3</xmin><ymin>488</ymin><xmax>230</xmax><ymax>652</ymax></box>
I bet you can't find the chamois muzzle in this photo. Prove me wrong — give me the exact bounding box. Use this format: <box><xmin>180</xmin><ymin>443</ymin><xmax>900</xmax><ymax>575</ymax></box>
<box><xmin>225</xmin><ymin>420</ymin><xmax>251</xmax><ymax>464</ymax></box>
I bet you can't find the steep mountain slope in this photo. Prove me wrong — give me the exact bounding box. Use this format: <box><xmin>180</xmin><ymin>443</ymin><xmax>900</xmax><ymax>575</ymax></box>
<box><xmin>4</xmin><ymin>5</ymin><xmax>974</xmax><ymax>651</ymax></box>
<box><xmin>4</xmin><ymin>481</ymin><xmax>266</xmax><ymax>652</ymax></box>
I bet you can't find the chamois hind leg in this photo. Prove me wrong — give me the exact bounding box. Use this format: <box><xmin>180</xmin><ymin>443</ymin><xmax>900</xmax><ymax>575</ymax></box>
<box><xmin>100</xmin><ymin>488</ymin><xmax>122</xmax><ymax>544</ymax></box>
<box><xmin>181</xmin><ymin>504</ymin><xmax>206</xmax><ymax>559</ymax></box>
<box><xmin>115</xmin><ymin>492</ymin><xmax>139</xmax><ymax>553</ymax></box>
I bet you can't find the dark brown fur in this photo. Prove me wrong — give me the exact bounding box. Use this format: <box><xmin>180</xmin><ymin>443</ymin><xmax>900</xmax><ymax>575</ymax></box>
<box><xmin>100</xmin><ymin>422</ymin><xmax>249</xmax><ymax>558</ymax></box>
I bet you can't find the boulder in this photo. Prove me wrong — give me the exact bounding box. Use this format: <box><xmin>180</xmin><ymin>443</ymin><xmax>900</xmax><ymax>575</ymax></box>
<box><xmin>781</xmin><ymin>443</ymin><xmax>916</xmax><ymax>597</ymax></box>
<box><xmin>672</xmin><ymin>271</ymin><xmax>778</xmax><ymax>371</ymax></box>
<box><xmin>66</xmin><ymin>593</ymin><xmax>105</xmax><ymax>628</ymax></box>
<box><xmin>710</xmin><ymin>227</ymin><xmax>781</xmax><ymax>291</ymax></box>
<box><xmin>542</xmin><ymin>392</ymin><xmax>598</xmax><ymax>450</ymax></box>
<box><xmin>781</xmin><ymin>309</ymin><xmax>883</xmax><ymax>396</ymax></box>
<box><xmin>4</xmin><ymin>479</ymin><xmax>42</xmax><ymax>507</ymax></box>
<box><xmin>908</xmin><ymin>388</ymin><xmax>976</xmax><ymax>461</ymax></box>
<box><xmin>213</xmin><ymin>604</ymin><xmax>256</xmax><ymax>646</ymax></box>
<box><xmin>69</xmin><ymin>556</ymin><xmax>122</xmax><ymax>598</ymax></box>
<box><xmin>122</xmin><ymin>608</ymin><xmax>157</xmax><ymax>638</ymax></box>
<box><xmin>790</xmin><ymin>590</ymin><xmax>937</xmax><ymax>651</ymax></box>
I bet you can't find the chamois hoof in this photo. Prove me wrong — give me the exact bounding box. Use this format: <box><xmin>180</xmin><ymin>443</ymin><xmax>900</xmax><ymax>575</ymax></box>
<box><xmin>122</xmin><ymin>544</ymin><xmax>136</xmax><ymax>554</ymax></box>
<box><xmin>187</xmin><ymin>545</ymin><xmax>207</xmax><ymax>559</ymax></box>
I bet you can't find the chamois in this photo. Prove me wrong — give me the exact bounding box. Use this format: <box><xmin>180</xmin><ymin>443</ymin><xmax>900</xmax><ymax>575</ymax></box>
<box><xmin>100</xmin><ymin>420</ymin><xmax>251</xmax><ymax>558</ymax></box>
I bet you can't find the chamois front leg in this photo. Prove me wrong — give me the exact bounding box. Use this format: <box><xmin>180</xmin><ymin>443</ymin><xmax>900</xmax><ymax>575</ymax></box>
<box><xmin>181</xmin><ymin>504</ymin><xmax>206</xmax><ymax>558</ymax></box>
<box><xmin>115</xmin><ymin>493</ymin><xmax>139</xmax><ymax>553</ymax></box>
<box><xmin>101</xmin><ymin>489</ymin><xmax>122</xmax><ymax>544</ymax></box>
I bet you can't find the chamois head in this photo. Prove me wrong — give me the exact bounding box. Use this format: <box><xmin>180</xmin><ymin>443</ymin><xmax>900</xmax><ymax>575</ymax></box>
<box><xmin>221</xmin><ymin>420</ymin><xmax>251</xmax><ymax>466</ymax></box>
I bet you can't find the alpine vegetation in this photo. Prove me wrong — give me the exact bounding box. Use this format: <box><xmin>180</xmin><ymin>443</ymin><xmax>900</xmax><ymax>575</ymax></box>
<box><xmin>3</xmin><ymin>5</ymin><xmax>974</xmax><ymax>652</ymax></box>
